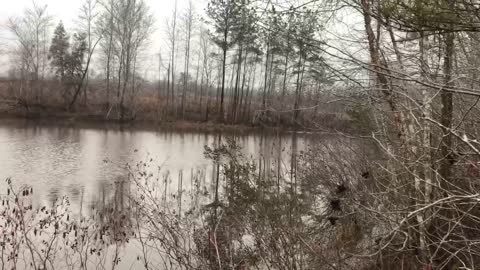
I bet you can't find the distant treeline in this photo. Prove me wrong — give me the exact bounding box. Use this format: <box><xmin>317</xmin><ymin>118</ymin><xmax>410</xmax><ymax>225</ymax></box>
<box><xmin>1</xmin><ymin>0</ymin><xmax>360</xmax><ymax>131</ymax></box>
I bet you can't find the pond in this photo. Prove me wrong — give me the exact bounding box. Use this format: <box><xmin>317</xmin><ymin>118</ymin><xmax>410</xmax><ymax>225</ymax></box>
<box><xmin>0</xmin><ymin>120</ymin><xmax>308</xmax><ymax>210</ymax></box>
<box><xmin>0</xmin><ymin>119</ymin><xmax>312</xmax><ymax>269</ymax></box>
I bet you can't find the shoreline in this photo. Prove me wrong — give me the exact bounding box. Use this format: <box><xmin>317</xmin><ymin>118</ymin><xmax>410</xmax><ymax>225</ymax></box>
<box><xmin>0</xmin><ymin>110</ymin><xmax>303</xmax><ymax>135</ymax></box>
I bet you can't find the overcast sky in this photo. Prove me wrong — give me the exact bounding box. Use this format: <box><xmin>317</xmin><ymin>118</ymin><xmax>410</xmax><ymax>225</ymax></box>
<box><xmin>0</xmin><ymin>0</ymin><xmax>207</xmax><ymax>77</ymax></box>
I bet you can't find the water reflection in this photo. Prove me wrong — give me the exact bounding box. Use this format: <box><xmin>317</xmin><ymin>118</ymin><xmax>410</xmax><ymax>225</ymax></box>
<box><xmin>0</xmin><ymin>120</ymin><xmax>307</xmax><ymax>215</ymax></box>
<box><xmin>0</xmin><ymin>120</ymin><xmax>334</xmax><ymax>269</ymax></box>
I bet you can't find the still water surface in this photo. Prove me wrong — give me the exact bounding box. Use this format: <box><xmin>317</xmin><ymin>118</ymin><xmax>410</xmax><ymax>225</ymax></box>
<box><xmin>0</xmin><ymin>120</ymin><xmax>307</xmax><ymax>213</ymax></box>
<box><xmin>0</xmin><ymin>120</ymin><xmax>313</xmax><ymax>269</ymax></box>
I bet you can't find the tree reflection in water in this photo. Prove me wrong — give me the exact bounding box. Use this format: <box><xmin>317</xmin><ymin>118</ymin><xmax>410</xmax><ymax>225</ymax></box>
<box><xmin>0</xmin><ymin>135</ymin><xmax>368</xmax><ymax>270</ymax></box>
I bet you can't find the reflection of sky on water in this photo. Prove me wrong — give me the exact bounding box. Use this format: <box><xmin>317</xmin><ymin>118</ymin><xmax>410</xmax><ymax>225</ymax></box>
<box><xmin>0</xmin><ymin>120</ymin><xmax>328</xmax><ymax>270</ymax></box>
<box><xmin>0</xmin><ymin>120</ymin><xmax>308</xmax><ymax>213</ymax></box>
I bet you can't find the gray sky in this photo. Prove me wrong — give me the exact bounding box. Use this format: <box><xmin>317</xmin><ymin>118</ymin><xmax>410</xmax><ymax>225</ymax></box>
<box><xmin>0</xmin><ymin>0</ymin><xmax>207</xmax><ymax>77</ymax></box>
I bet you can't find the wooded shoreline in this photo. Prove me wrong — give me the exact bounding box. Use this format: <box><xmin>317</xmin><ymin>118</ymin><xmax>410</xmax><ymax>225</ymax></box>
<box><xmin>0</xmin><ymin>109</ymin><xmax>306</xmax><ymax>135</ymax></box>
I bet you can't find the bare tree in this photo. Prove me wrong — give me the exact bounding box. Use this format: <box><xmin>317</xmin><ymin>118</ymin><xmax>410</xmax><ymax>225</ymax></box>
<box><xmin>198</xmin><ymin>24</ymin><xmax>211</xmax><ymax>118</ymax></box>
<box><xmin>165</xmin><ymin>0</ymin><xmax>178</xmax><ymax>117</ymax></box>
<box><xmin>98</xmin><ymin>0</ymin><xmax>116</xmax><ymax>111</ymax></box>
<box><xmin>7</xmin><ymin>1</ymin><xmax>52</xmax><ymax>105</ymax></box>
<box><xmin>180</xmin><ymin>0</ymin><xmax>194</xmax><ymax>119</ymax></box>
<box><xmin>207</xmin><ymin>0</ymin><xmax>241</xmax><ymax>123</ymax></box>
<box><xmin>77</xmin><ymin>0</ymin><xmax>99</xmax><ymax>106</ymax></box>
<box><xmin>101</xmin><ymin>0</ymin><xmax>154</xmax><ymax>121</ymax></box>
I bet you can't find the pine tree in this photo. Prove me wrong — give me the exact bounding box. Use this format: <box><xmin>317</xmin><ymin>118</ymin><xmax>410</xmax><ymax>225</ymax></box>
<box><xmin>279</xmin><ymin>9</ymin><xmax>296</xmax><ymax>99</ymax></box>
<box><xmin>68</xmin><ymin>33</ymin><xmax>87</xmax><ymax>80</ymax></box>
<box><xmin>206</xmin><ymin>0</ymin><xmax>241</xmax><ymax>123</ymax></box>
<box><xmin>230</xmin><ymin>0</ymin><xmax>258</xmax><ymax>123</ymax></box>
<box><xmin>260</xmin><ymin>6</ymin><xmax>282</xmax><ymax>112</ymax></box>
<box><xmin>291</xmin><ymin>8</ymin><xmax>320</xmax><ymax>122</ymax></box>
<box><xmin>49</xmin><ymin>22</ymin><xmax>70</xmax><ymax>81</ymax></box>
<box><xmin>49</xmin><ymin>22</ymin><xmax>88</xmax><ymax>107</ymax></box>
<box><xmin>67</xmin><ymin>32</ymin><xmax>88</xmax><ymax>108</ymax></box>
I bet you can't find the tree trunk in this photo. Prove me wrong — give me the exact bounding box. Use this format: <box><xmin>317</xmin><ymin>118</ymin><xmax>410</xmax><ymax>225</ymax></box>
<box><xmin>293</xmin><ymin>50</ymin><xmax>303</xmax><ymax>122</ymax></box>
<box><xmin>262</xmin><ymin>42</ymin><xmax>270</xmax><ymax>111</ymax></box>
<box><xmin>232</xmin><ymin>44</ymin><xmax>243</xmax><ymax>123</ymax></box>
<box><xmin>220</xmin><ymin>41</ymin><xmax>227</xmax><ymax>123</ymax></box>
<box><xmin>439</xmin><ymin>11</ymin><xmax>455</xmax><ymax>183</ymax></box>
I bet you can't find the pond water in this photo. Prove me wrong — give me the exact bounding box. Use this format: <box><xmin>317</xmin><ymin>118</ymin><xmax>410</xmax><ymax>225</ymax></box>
<box><xmin>0</xmin><ymin>120</ymin><xmax>308</xmax><ymax>211</ymax></box>
<box><xmin>0</xmin><ymin>119</ymin><xmax>312</xmax><ymax>269</ymax></box>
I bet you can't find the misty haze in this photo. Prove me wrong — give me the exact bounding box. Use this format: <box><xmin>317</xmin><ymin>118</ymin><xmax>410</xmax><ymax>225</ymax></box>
<box><xmin>0</xmin><ymin>0</ymin><xmax>479</xmax><ymax>269</ymax></box>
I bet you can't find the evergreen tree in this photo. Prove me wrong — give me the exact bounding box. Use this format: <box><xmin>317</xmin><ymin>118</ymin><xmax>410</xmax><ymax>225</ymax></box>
<box><xmin>67</xmin><ymin>32</ymin><xmax>88</xmax><ymax>108</ymax></box>
<box><xmin>291</xmin><ymin>8</ymin><xmax>320</xmax><ymax>121</ymax></box>
<box><xmin>230</xmin><ymin>0</ymin><xmax>257</xmax><ymax>123</ymax></box>
<box><xmin>49</xmin><ymin>22</ymin><xmax>70</xmax><ymax>81</ymax></box>
<box><xmin>49</xmin><ymin>22</ymin><xmax>87</xmax><ymax>107</ymax></box>
<box><xmin>67</xmin><ymin>32</ymin><xmax>87</xmax><ymax>81</ymax></box>
<box><xmin>260</xmin><ymin>6</ymin><xmax>282</xmax><ymax>111</ymax></box>
<box><xmin>278</xmin><ymin>8</ymin><xmax>296</xmax><ymax>98</ymax></box>
<box><xmin>206</xmin><ymin>0</ymin><xmax>241</xmax><ymax>122</ymax></box>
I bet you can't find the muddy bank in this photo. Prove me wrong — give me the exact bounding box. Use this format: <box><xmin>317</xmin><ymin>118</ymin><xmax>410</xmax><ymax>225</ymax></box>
<box><xmin>0</xmin><ymin>108</ymin><xmax>299</xmax><ymax>135</ymax></box>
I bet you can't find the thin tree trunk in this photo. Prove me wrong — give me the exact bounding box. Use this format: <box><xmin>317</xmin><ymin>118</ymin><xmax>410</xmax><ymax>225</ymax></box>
<box><xmin>232</xmin><ymin>44</ymin><xmax>243</xmax><ymax>123</ymax></box>
<box><xmin>439</xmin><ymin>9</ymin><xmax>455</xmax><ymax>182</ymax></box>
<box><xmin>262</xmin><ymin>42</ymin><xmax>270</xmax><ymax>111</ymax></box>
<box><xmin>166</xmin><ymin>63</ymin><xmax>171</xmax><ymax>116</ymax></box>
<box><xmin>182</xmin><ymin>7</ymin><xmax>192</xmax><ymax>120</ymax></box>
<box><xmin>105</xmin><ymin>6</ymin><xmax>113</xmax><ymax>110</ymax></box>
<box><xmin>170</xmin><ymin>0</ymin><xmax>178</xmax><ymax>117</ymax></box>
<box><xmin>282</xmin><ymin>31</ymin><xmax>291</xmax><ymax>100</ymax></box>
<box><xmin>293</xmin><ymin>50</ymin><xmax>303</xmax><ymax>122</ymax></box>
<box><xmin>238</xmin><ymin>52</ymin><xmax>249</xmax><ymax>123</ymax></box>
<box><xmin>194</xmin><ymin>49</ymin><xmax>201</xmax><ymax>102</ymax></box>
<box><xmin>220</xmin><ymin>41</ymin><xmax>227</xmax><ymax>123</ymax></box>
